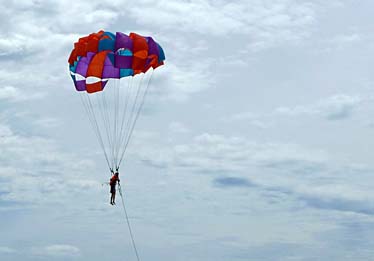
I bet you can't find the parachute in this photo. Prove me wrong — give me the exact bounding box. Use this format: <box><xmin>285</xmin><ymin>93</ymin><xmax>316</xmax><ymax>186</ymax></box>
<box><xmin>68</xmin><ymin>30</ymin><xmax>165</xmax><ymax>171</ymax></box>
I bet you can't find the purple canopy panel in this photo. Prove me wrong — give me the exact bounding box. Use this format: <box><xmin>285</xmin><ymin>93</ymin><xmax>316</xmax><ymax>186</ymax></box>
<box><xmin>102</xmin><ymin>56</ymin><xmax>120</xmax><ymax>78</ymax></box>
<box><xmin>143</xmin><ymin>37</ymin><xmax>160</xmax><ymax>71</ymax></box>
<box><xmin>75</xmin><ymin>80</ymin><xmax>86</xmax><ymax>91</ymax></box>
<box><xmin>114</xmin><ymin>54</ymin><xmax>133</xmax><ymax>69</ymax></box>
<box><xmin>115</xmin><ymin>32</ymin><xmax>133</xmax><ymax>51</ymax></box>
<box><xmin>146</xmin><ymin>37</ymin><xmax>160</xmax><ymax>56</ymax></box>
<box><xmin>101</xmin><ymin>80</ymin><xmax>108</xmax><ymax>89</ymax></box>
<box><xmin>76</xmin><ymin>52</ymin><xmax>95</xmax><ymax>77</ymax></box>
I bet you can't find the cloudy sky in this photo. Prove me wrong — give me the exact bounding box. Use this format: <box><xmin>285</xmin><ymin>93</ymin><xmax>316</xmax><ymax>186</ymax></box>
<box><xmin>1</xmin><ymin>0</ymin><xmax>374</xmax><ymax>260</ymax></box>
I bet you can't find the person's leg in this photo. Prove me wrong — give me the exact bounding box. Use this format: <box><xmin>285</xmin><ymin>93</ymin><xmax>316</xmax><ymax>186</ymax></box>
<box><xmin>110</xmin><ymin>185</ymin><xmax>115</xmax><ymax>204</ymax></box>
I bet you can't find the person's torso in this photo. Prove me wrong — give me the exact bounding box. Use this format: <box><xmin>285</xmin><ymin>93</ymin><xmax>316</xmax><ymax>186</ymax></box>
<box><xmin>110</xmin><ymin>176</ymin><xmax>118</xmax><ymax>186</ymax></box>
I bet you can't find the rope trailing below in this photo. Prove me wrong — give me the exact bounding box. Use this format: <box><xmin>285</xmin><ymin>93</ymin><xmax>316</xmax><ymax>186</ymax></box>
<box><xmin>118</xmin><ymin>183</ymin><xmax>141</xmax><ymax>261</ymax></box>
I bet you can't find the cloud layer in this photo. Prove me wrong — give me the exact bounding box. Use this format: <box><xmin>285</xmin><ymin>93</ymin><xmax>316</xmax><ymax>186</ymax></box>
<box><xmin>2</xmin><ymin>0</ymin><xmax>374</xmax><ymax>260</ymax></box>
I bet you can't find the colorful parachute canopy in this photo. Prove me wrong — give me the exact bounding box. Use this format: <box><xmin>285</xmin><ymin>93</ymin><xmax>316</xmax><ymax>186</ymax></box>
<box><xmin>68</xmin><ymin>30</ymin><xmax>165</xmax><ymax>93</ymax></box>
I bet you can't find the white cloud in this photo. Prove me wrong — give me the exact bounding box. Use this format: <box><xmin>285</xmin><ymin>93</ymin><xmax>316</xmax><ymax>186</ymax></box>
<box><xmin>315</xmin><ymin>33</ymin><xmax>363</xmax><ymax>53</ymax></box>
<box><xmin>0</xmin><ymin>86</ymin><xmax>21</xmax><ymax>101</ymax></box>
<box><xmin>168</xmin><ymin>121</ymin><xmax>190</xmax><ymax>134</ymax></box>
<box><xmin>321</xmin><ymin>94</ymin><xmax>363</xmax><ymax>120</ymax></box>
<box><xmin>122</xmin><ymin>0</ymin><xmax>321</xmax><ymax>56</ymax></box>
<box><xmin>128</xmin><ymin>1</ymin><xmax>243</xmax><ymax>35</ymax></box>
<box><xmin>0</xmin><ymin>246</ymin><xmax>15</xmax><ymax>254</ymax></box>
<box><xmin>33</xmin><ymin>117</ymin><xmax>62</xmax><ymax>129</ymax></box>
<box><xmin>311</xmin><ymin>30</ymin><xmax>364</xmax><ymax>55</ymax></box>
<box><xmin>128</xmin><ymin>0</ymin><xmax>316</xmax><ymax>42</ymax></box>
<box><xmin>0</xmin><ymin>124</ymin><xmax>12</xmax><ymax>137</ymax></box>
<box><xmin>136</xmin><ymin>132</ymin><xmax>328</xmax><ymax>172</ymax></box>
<box><xmin>32</xmin><ymin>244</ymin><xmax>80</xmax><ymax>257</ymax></box>
<box><xmin>266</xmin><ymin>164</ymin><xmax>374</xmax><ymax>215</ymax></box>
<box><xmin>0</xmin><ymin>121</ymin><xmax>99</xmax><ymax>207</ymax></box>
<box><xmin>0</xmin><ymin>86</ymin><xmax>44</xmax><ymax>102</ymax></box>
<box><xmin>275</xmin><ymin>94</ymin><xmax>364</xmax><ymax>120</ymax></box>
<box><xmin>0</xmin><ymin>35</ymin><xmax>32</xmax><ymax>56</ymax></box>
<box><xmin>134</xmin><ymin>131</ymin><xmax>374</xmax><ymax>215</ymax></box>
<box><xmin>54</xmin><ymin>2</ymin><xmax>120</xmax><ymax>34</ymax></box>
<box><xmin>228</xmin><ymin>94</ymin><xmax>365</xmax><ymax>127</ymax></box>
<box><xmin>225</xmin><ymin>112</ymin><xmax>272</xmax><ymax>129</ymax></box>
<box><xmin>330</xmin><ymin>33</ymin><xmax>361</xmax><ymax>45</ymax></box>
<box><xmin>151</xmin><ymin>61</ymin><xmax>215</xmax><ymax>102</ymax></box>
<box><xmin>2</xmin><ymin>0</ymin><xmax>121</xmax><ymax>36</ymax></box>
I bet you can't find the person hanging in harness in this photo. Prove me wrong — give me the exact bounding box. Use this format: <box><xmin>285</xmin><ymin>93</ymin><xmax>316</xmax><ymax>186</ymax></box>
<box><xmin>109</xmin><ymin>170</ymin><xmax>120</xmax><ymax>205</ymax></box>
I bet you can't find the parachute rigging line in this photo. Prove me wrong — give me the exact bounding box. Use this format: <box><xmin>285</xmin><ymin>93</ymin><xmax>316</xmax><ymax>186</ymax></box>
<box><xmin>117</xmin><ymin>70</ymin><xmax>153</xmax><ymax>168</ymax></box>
<box><xmin>115</xmin><ymin>76</ymin><xmax>133</xmax><ymax>168</ymax></box>
<box><xmin>79</xmin><ymin>93</ymin><xmax>112</xmax><ymax>170</ymax></box>
<box><xmin>78</xmin><ymin>71</ymin><xmax>152</xmax><ymax>172</ymax></box>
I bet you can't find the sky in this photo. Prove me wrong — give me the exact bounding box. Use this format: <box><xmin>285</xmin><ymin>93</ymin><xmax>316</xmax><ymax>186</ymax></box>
<box><xmin>1</xmin><ymin>0</ymin><xmax>374</xmax><ymax>260</ymax></box>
